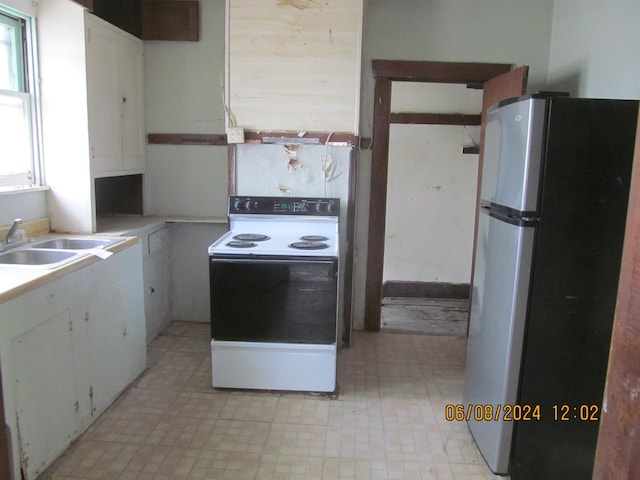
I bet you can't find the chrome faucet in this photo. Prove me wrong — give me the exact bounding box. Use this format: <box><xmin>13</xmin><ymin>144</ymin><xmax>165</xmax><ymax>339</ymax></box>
<box><xmin>5</xmin><ymin>218</ymin><xmax>23</xmax><ymax>244</ymax></box>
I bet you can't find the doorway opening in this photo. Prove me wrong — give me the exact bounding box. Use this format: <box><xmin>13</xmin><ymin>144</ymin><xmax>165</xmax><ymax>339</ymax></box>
<box><xmin>364</xmin><ymin>60</ymin><xmax>528</xmax><ymax>332</ymax></box>
<box><xmin>381</xmin><ymin>82</ymin><xmax>482</xmax><ymax>335</ymax></box>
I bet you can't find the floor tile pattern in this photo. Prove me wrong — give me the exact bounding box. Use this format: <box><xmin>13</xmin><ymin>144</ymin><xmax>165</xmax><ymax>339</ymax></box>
<box><xmin>41</xmin><ymin>322</ymin><xmax>501</xmax><ymax>480</ymax></box>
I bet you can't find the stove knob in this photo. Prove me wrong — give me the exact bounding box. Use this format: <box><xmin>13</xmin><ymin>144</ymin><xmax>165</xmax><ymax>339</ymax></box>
<box><xmin>244</xmin><ymin>200</ymin><xmax>252</xmax><ymax>210</ymax></box>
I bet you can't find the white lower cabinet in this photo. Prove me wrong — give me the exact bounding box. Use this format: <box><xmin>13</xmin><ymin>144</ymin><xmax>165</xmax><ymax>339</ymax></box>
<box><xmin>141</xmin><ymin>226</ymin><xmax>171</xmax><ymax>343</ymax></box>
<box><xmin>0</xmin><ymin>243</ymin><xmax>146</xmax><ymax>480</ymax></box>
<box><xmin>11</xmin><ymin>310</ymin><xmax>80</xmax><ymax>478</ymax></box>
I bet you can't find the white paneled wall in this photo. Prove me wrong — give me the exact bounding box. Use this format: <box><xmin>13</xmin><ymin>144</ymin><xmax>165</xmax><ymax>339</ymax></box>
<box><xmin>227</xmin><ymin>0</ymin><xmax>363</xmax><ymax>133</ymax></box>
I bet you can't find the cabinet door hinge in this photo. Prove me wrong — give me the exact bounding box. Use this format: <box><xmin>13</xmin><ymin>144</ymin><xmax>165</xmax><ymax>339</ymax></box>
<box><xmin>74</xmin><ymin>401</ymin><xmax>79</xmax><ymax>412</ymax></box>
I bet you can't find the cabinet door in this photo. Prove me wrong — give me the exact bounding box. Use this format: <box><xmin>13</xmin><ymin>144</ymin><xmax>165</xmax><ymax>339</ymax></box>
<box><xmin>86</xmin><ymin>17</ymin><xmax>121</xmax><ymax>174</ymax></box>
<box><xmin>11</xmin><ymin>310</ymin><xmax>79</xmax><ymax>480</ymax></box>
<box><xmin>143</xmin><ymin>251</ymin><xmax>171</xmax><ymax>342</ymax></box>
<box><xmin>85</xmin><ymin>279</ymin><xmax>128</xmax><ymax>417</ymax></box>
<box><xmin>86</xmin><ymin>14</ymin><xmax>145</xmax><ymax>176</ymax></box>
<box><xmin>119</xmin><ymin>34</ymin><xmax>145</xmax><ymax>172</ymax></box>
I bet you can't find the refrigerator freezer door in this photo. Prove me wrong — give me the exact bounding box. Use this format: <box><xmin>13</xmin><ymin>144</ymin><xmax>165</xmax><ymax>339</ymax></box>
<box><xmin>463</xmin><ymin>209</ymin><xmax>535</xmax><ymax>474</ymax></box>
<box><xmin>481</xmin><ymin>98</ymin><xmax>547</xmax><ymax>213</ymax></box>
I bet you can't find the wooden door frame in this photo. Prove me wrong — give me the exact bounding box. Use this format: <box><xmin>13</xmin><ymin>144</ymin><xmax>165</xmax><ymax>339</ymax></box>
<box><xmin>364</xmin><ymin>60</ymin><xmax>512</xmax><ymax>330</ymax></box>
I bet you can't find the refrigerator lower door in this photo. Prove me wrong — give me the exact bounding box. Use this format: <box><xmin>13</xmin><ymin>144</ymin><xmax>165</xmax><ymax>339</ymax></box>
<box><xmin>463</xmin><ymin>209</ymin><xmax>535</xmax><ymax>474</ymax></box>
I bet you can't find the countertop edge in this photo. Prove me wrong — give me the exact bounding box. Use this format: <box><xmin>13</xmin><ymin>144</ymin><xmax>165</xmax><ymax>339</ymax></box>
<box><xmin>0</xmin><ymin>236</ymin><xmax>139</xmax><ymax>304</ymax></box>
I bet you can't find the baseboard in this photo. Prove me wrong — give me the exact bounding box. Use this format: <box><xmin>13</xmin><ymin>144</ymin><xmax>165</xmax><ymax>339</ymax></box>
<box><xmin>382</xmin><ymin>281</ymin><xmax>470</xmax><ymax>300</ymax></box>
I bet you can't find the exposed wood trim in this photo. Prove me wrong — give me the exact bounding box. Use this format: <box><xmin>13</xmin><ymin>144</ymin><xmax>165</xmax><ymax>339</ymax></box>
<box><xmin>365</xmin><ymin>76</ymin><xmax>391</xmax><ymax>330</ymax></box>
<box><xmin>593</xmin><ymin>104</ymin><xmax>640</xmax><ymax>480</ymax></box>
<box><xmin>390</xmin><ymin>113</ymin><xmax>481</xmax><ymax>126</ymax></box>
<box><xmin>360</xmin><ymin>137</ymin><xmax>373</xmax><ymax>150</ymax></box>
<box><xmin>342</xmin><ymin>147</ymin><xmax>359</xmax><ymax>346</ymax></box>
<box><xmin>244</xmin><ymin>131</ymin><xmax>360</xmax><ymax>146</ymax></box>
<box><xmin>147</xmin><ymin>132</ymin><xmax>360</xmax><ymax>147</ymax></box>
<box><xmin>147</xmin><ymin>133</ymin><xmax>228</xmax><ymax>146</ymax></box>
<box><xmin>382</xmin><ymin>281</ymin><xmax>470</xmax><ymax>300</ymax></box>
<box><xmin>372</xmin><ymin>60</ymin><xmax>512</xmax><ymax>83</ymax></box>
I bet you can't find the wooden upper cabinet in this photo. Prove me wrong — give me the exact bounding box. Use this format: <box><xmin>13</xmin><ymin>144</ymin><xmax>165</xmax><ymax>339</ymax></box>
<box><xmin>71</xmin><ymin>0</ymin><xmax>93</xmax><ymax>8</ymax></box>
<box><xmin>70</xmin><ymin>0</ymin><xmax>201</xmax><ymax>41</ymax></box>
<box><xmin>141</xmin><ymin>1</ymin><xmax>199</xmax><ymax>41</ymax></box>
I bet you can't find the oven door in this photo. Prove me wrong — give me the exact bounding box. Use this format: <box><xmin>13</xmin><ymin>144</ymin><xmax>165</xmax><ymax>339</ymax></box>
<box><xmin>210</xmin><ymin>255</ymin><xmax>338</xmax><ymax>344</ymax></box>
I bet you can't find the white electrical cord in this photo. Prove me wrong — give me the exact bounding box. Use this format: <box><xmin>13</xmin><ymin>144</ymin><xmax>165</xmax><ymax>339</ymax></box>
<box><xmin>321</xmin><ymin>133</ymin><xmax>337</xmax><ymax>196</ymax></box>
<box><xmin>220</xmin><ymin>72</ymin><xmax>236</xmax><ymax>127</ymax></box>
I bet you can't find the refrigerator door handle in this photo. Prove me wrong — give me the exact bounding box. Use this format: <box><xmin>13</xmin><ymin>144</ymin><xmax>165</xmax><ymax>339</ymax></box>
<box><xmin>481</xmin><ymin>204</ymin><xmax>538</xmax><ymax>227</ymax></box>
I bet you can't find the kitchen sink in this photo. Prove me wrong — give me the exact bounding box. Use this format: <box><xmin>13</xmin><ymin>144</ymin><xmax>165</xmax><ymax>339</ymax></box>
<box><xmin>0</xmin><ymin>249</ymin><xmax>84</xmax><ymax>267</ymax></box>
<box><xmin>30</xmin><ymin>237</ymin><xmax>119</xmax><ymax>250</ymax></box>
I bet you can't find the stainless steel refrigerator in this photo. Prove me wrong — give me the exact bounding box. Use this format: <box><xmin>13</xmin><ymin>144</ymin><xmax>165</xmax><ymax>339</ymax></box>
<box><xmin>463</xmin><ymin>93</ymin><xmax>639</xmax><ymax>479</ymax></box>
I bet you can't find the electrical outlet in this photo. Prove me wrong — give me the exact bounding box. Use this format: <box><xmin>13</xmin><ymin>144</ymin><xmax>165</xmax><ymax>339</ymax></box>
<box><xmin>226</xmin><ymin>126</ymin><xmax>245</xmax><ymax>144</ymax></box>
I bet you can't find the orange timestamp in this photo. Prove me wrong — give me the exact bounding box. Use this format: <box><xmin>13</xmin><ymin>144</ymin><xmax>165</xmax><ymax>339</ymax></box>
<box><xmin>445</xmin><ymin>403</ymin><xmax>541</xmax><ymax>422</ymax></box>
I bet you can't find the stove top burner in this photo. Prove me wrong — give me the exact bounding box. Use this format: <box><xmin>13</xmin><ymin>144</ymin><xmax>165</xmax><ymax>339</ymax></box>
<box><xmin>233</xmin><ymin>233</ymin><xmax>271</xmax><ymax>242</ymax></box>
<box><xmin>226</xmin><ymin>240</ymin><xmax>257</xmax><ymax>248</ymax></box>
<box><xmin>300</xmin><ymin>235</ymin><xmax>329</xmax><ymax>242</ymax></box>
<box><xmin>289</xmin><ymin>241</ymin><xmax>329</xmax><ymax>250</ymax></box>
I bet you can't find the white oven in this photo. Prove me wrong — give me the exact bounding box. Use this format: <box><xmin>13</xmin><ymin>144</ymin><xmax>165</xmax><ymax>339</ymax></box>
<box><xmin>208</xmin><ymin>196</ymin><xmax>340</xmax><ymax>392</ymax></box>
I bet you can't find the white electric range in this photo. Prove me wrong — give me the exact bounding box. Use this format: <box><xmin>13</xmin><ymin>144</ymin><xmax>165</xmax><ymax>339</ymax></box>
<box><xmin>208</xmin><ymin>196</ymin><xmax>340</xmax><ymax>393</ymax></box>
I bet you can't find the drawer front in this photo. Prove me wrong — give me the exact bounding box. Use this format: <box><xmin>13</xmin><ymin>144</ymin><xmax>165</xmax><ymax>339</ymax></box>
<box><xmin>148</xmin><ymin>227</ymin><xmax>170</xmax><ymax>254</ymax></box>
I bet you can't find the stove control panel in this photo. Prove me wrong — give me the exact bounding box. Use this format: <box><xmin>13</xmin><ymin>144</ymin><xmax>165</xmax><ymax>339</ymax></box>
<box><xmin>229</xmin><ymin>196</ymin><xmax>340</xmax><ymax>216</ymax></box>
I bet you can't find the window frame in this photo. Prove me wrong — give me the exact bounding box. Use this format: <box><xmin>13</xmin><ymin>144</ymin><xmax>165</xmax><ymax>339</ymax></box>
<box><xmin>0</xmin><ymin>5</ymin><xmax>43</xmax><ymax>191</ymax></box>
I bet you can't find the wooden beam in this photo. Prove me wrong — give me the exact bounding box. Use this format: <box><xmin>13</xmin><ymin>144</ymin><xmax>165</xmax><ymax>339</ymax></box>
<box><xmin>147</xmin><ymin>133</ymin><xmax>228</xmax><ymax>146</ymax></box>
<box><xmin>390</xmin><ymin>113</ymin><xmax>481</xmax><ymax>126</ymax></box>
<box><xmin>372</xmin><ymin>60</ymin><xmax>512</xmax><ymax>84</ymax></box>
<box><xmin>365</xmin><ymin>76</ymin><xmax>392</xmax><ymax>331</ymax></box>
<box><xmin>244</xmin><ymin>131</ymin><xmax>359</xmax><ymax>146</ymax></box>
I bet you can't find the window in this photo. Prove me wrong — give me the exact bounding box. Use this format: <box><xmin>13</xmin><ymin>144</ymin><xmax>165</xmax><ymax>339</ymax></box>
<box><xmin>0</xmin><ymin>8</ymin><xmax>40</xmax><ymax>190</ymax></box>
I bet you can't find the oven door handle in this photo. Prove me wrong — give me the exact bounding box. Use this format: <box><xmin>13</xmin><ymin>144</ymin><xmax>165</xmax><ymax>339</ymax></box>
<box><xmin>210</xmin><ymin>257</ymin><xmax>336</xmax><ymax>265</ymax></box>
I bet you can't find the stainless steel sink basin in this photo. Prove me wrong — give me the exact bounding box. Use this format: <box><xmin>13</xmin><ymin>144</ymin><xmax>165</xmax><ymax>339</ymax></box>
<box><xmin>0</xmin><ymin>249</ymin><xmax>83</xmax><ymax>267</ymax></box>
<box><xmin>31</xmin><ymin>237</ymin><xmax>117</xmax><ymax>250</ymax></box>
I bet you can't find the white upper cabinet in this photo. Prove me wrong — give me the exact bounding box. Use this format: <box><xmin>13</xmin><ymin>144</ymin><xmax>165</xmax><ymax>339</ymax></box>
<box><xmin>86</xmin><ymin>14</ymin><xmax>145</xmax><ymax>176</ymax></box>
<box><xmin>38</xmin><ymin>0</ymin><xmax>146</xmax><ymax>233</ymax></box>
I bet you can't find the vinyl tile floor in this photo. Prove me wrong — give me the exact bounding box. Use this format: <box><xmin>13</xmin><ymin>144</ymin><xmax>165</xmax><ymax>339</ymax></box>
<box><xmin>41</xmin><ymin>321</ymin><xmax>501</xmax><ymax>480</ymax></box>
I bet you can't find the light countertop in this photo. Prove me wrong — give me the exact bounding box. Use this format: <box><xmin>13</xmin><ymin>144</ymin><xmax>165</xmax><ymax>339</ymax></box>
<box><xmin>0</xmin><ymin>235</ymin><xmax>138</xmax><ymax>304</ymax></box>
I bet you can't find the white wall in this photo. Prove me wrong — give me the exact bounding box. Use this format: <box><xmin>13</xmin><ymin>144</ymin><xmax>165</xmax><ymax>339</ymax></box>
<box><xmin>384</xmin><ymin>83</ymin><xmax>482</xmax><ymax>285</ymax></box>
<box><xmin>547</xmin><ymin>0</ymin><xmax>640</xmax><ymax>99</ymax></box>
<box><xmin>0</xmin><ymin>0</ymin><xmax>34</xmax><ymax>15</ymax></box>
<box><xmin>144</xmin><ymin>1</ymin><xmax>227</xmax><ymax>215</ymax></box>
<box><xmin>0</xmin><ymin>191</ymin><xmax>47</xmax><ymax>227</ymax></box>
<box><xmin>143</xmin><ymin>0</ymin><xmax>227</xmax><ymax>322</ymax></box>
